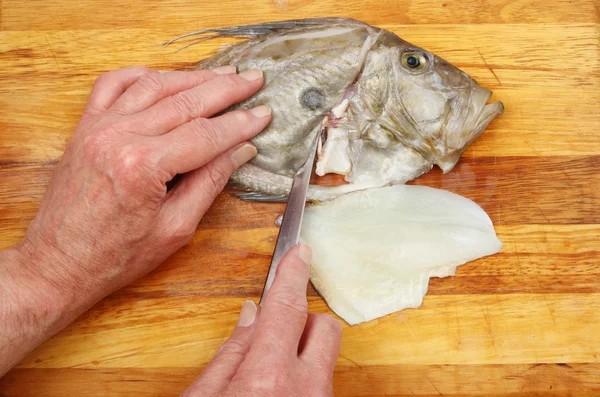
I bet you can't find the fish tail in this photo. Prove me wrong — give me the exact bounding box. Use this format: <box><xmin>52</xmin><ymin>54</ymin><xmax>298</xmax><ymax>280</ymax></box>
<box><xmin>234</xmin><ymin>184</ymin><xmax>359</xmax><ymax>203</ymax></box>
<box><xmin>226</xmin><ymin>164</ymin><xmax>293</xmax><ymax>202</ymax></box>
<box><xmin>234</xmin><ymin>192</ymin><xmax>288</xmax><ymax>202</ymax></box>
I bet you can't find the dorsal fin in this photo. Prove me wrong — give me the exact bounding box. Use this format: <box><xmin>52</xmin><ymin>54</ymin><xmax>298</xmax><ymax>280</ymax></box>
<box><xmin>163</xmin><ymin>18</ymin><xmax>365</xmax><ymax>52</ymax></box>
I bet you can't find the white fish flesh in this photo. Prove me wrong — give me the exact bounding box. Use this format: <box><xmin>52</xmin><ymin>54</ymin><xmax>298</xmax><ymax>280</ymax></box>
<box><xmin>299</xmin><ymin>185</ymin><xmax>502</xmax><ymax>325</ymax></box>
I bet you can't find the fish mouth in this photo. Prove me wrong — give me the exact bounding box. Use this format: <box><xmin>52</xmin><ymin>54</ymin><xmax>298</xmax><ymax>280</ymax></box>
<box><xmin>469</xmin><ymin>86</ymin><xmax>504</xmax><ymax>136</ymax></box>
<box><xmin>477</xmin><ymin>101</ymin><xmax>504</xmax><ymax>130</ymax></box>
<box><xmin>435</xmin><ymin>86</ymin><xmax>503</xmax><ymax>173</ymax></box>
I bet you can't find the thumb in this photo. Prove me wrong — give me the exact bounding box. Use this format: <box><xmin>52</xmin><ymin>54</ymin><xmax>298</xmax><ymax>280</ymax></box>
<box><xmin>181</xmin><ymin>300</ymin><xmax>259</xmax><ymax>397</ymax></box>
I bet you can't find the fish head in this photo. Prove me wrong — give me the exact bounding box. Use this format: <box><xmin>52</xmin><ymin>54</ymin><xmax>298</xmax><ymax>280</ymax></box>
<box><xmin>375</xmin><ymin>35</ymin><xmax>504</xmax><ymax>172</ymax></box>
<box><xmin>317</xmin><ymin>34</ymin><xmax>504</xmax><ymax>190</ymax></box>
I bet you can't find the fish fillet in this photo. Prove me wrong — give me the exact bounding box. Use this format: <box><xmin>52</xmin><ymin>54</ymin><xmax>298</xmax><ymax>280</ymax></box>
<box><xmin>299</xmin><ymin>185</ymin><xmax>502</xmax><ymax>325</ymax></box>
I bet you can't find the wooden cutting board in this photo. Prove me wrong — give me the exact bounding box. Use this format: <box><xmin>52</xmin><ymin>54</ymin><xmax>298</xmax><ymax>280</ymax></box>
<box><xmin>1</xmin><ymin>0</ymin><xmax>599</xmax><ymax>395</ymax></box>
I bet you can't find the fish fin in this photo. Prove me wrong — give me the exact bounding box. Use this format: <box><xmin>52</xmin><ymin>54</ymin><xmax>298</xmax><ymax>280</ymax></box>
<box><xmin>225</xmin><ymin>180</ymin><xmax>253</xmax><ymax>192</ymax></box>
<box><xmin>234</xmin><ymin>191</ymin><xmax>288</xmax><ymax>203</ymax></box>
<box><xmin>164</xmin><ymin>18</ymin><xmax>364</xmax><ymax>51</ymax></box>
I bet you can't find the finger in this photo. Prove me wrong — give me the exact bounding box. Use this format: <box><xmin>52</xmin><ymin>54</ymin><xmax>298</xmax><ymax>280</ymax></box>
<box><xmin>161</xmin><ymin>142</ymin><xmax>257</xmax><ymax>229</ymax></box>
<box><xmin>250</xmin><ymin>245</ymin><xmax>313</xmax><ymax>358</ymax></box>
<box><xmin>298</xmin><ymin>313</ymin><xmax>342</xmax><ymax>371</ymax></box>
<box><xmin>157</xmin><ymin>105</ymin><xmax>270</xmax><ymax>176</ymax></box>
<box><xmin>181</xmin><ymin>301</ymin><xmax>260</xmax><ymax>397</ymax></box>
<box><xmin>84</xmin><ymin>66</ymin><xmax>152</xmax><ymax>115</ymax></box>
<box><xmin>130</xmin><ymin>69</ymin><xmax>264</xmax><ymax>136</ymax></box>
<box><xmin>109</xmin><ymin>66</ymin><xmax>236</xmax><ymax>117</ymax></box>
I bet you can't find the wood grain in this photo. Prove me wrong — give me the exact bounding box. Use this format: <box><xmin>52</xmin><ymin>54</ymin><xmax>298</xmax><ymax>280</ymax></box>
<box><xmin>2</xmin><ymin>156</ymin><xmax>599</xmax><ymax>236</ymax></box>
<box><xmin>1</xmin><ymin>0</ymin><xmax>599</xmax><ymax>396</ymax></box>
<box><xmin>9</xmin><ymin>295</ymin><xmax>600</xmax><ymax>368</ymax></box>
<box><xmin>3</xmin><ymin>364</ymin><xmax>600</xmax><ymax>397</ymax></box>
<box><xmin>2</xmin><ymin>0</ymin><xmax>599</xmax><ymax>31</ymax></box>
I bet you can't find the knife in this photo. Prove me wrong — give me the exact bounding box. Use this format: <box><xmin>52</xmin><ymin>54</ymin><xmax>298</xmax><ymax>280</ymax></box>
<box><xmin>259</xmin><ymin>131</ymin><xmax>320</xmax><ymax>305</ymax></box>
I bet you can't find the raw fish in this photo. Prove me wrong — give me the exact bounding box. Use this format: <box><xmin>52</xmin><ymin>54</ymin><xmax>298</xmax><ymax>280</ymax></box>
<box><xmin>299</xmin><ymin>185</ymin><xmax>502</xmax><ymax>325</ymax></box>
<box><xmin>167</xmin><ymin>18</ymin><xmax>504</xmax><ymax>202</ymax></box>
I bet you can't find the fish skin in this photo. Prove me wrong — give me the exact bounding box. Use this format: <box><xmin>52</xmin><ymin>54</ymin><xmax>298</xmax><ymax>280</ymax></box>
<box><xmin>168</xmin><ymin>18</ymin><xmax>504</xmax><ymax>202</ymax></box>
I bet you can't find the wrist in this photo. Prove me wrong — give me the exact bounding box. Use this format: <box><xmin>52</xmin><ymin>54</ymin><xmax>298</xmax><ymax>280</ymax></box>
<box><xmin>12</xmin><ymin>231</ymin><xmax>99</xmax><ymax>323</ymax></box>
<box><xmin>17</xmin><ymin>231</ymin><xmax>80</xmax><ymax>302</ymax></box>
<box><xmin>20</xmin><ymin>223</ymin><xmax>126</xmax><ymax>306</ymax></box>
<box><xmin>0</xmin><ymin>244</ymin><xmax>71</xmax><ymax>337</ymax></box>
<box><xmin>0</xmin><ymin>233</ymin><xmax>111</xmax><ymax>376</ymax></box>
<box><xmin>0</xmin><ymin>246</ymin><xmax>71</xmax><ymax>375</ymax></box>
<box><xmin>2</xmin><ymin>229</ymin><xmax>100</xmax><ymax>336</ymax></box>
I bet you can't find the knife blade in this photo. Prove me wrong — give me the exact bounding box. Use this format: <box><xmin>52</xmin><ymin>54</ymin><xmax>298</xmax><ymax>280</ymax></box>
<box><xmin>259</xmin><ymin>131</ymin><xmax>320</xmax><ymax>305</ymax></box>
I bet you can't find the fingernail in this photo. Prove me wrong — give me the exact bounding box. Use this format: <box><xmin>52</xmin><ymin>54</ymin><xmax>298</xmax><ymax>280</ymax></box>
<box><xmin>231</xmin><ymin>143</ymin><xmax>257</xmax><ymax>168</ymax></box>
<box><xmin>298</xmin><ymin>244</ymin><xmax>312</xmax><ymax>265</ymax></box>
<box><xmin>158</xmin><ymin>70</ymin><xmax>170</xmax><ymax>73</ymax></box>
<box><xmin>249</xmin><ymin>105</ymin><xmax>271</xmax><ymax>118</ymax></box>
<box><xmin>212</xmin><ymin>65</ymin><xmax>237</xmax><ymax>75</ymax></box>
<box><xmin>239</xmin><ymin>69</ymin><xmax>263</xmax><ymax>81</ymax></box>
<box><xmin>237</xmin><ymin>300</ymin><xmax>257</xmax><ymax>327</ymax></box>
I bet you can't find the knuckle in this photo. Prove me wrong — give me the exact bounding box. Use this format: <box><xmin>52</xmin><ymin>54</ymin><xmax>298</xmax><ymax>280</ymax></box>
<box><xmin>93</xmin><ymin>66</ymin><xmax>150</xmax><ymax>87</ymax></box>
<box><xmin>269</xmin><ymin>290</ymin><xmax>308</xmax><ymax>317</ymax></box>
<box><xmin>171</xmin><ymin>91</ymin><xmax>206</xmax><ymax>119</ymax></box>
<box><xmin>135</xmin><ymin>72</ymin><xmax>164</xmax><ymax>94</ymax></box>
<box><xmin>117</xmin><ymin>145</ymin><xmax>146</xmax><ymax>169</ymax></box>
<box><xmin>81</xmin><ymin>129</ymin><xmax>111</xmax><ymax>157</ymax></box>
<box><xmin>189</xmin><ymin>118</ymin><xmax>220</xmax><ymax>148</ymax></box>
<box><xmin>186</xmin><ymin>70</ymin><xmax>211</xmax><ymax>86</ymax></box>
<box><xmin>81</xmin><ymin>133</ymin><xmax>102</xmax><ymax>156</ymax></box>
<box><xmin>247</xmin><ymin>370</ymin><xmax>286</xmax><ymax>394</ymax></box>
<box><xmin>205</xmin><ymin>162</ymin><xmax>231</xmax><ymax>193</ymax></box>
<box><xmin>218</xmin><ymin>74</ymin><xmax>240</xmax><ymax>93</ymax></box>
<box><xmin>160</xmin><ymin>214</ymin><xmax>195</xmax><ymax>248</ymax></box>
<box><xmin>130</xmin><ymin>65</ymin><xmax>153</xmax><ymax>75</ymax></box>
<box><xmin>173</xmin><ymin>215</ymin><xmax>194</xmax><ymax>236</ymax></box>
<box><xmin>107</xmin><ymin>106</ymin><xmax>130</xmax><ymax>117</ymax></box>
<box><xmin>113</xmin><ymin>145</ymin><xmax>152</xmax><ymax>184</ymax></box>
<box><xmin>173</xmin><ymin>227</ymin><xmax>195</xmax><ymax>247</ymax></box>
<box><xmin>232</xmin><ymin>110</ymin><xmax>253</xmax><ymax>128</ymax></box>
<box><xmin>317</xmin><ymin>314</ymin><xmax>343</xmax><ymax>338</ymax></box>
<box><xmin>217</xmin><ymin>337</ymin><xmax>250</xmax><ymax>357</ymax></box>
<box><xmin>281</xmin><ymin>253</ymin><xmax>310</xmax><ymax>276</ymax></box>
<box><xmin>93</xmin><ymin>73</ymin><xmax>111</xmax><ymax>88</ymax></box>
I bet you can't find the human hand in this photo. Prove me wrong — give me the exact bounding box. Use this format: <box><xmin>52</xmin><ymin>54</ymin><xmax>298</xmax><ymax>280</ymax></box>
<box><xmin>181</xmin><ymin>245</ymin><xmax>342</xmax><ymax>397</ymax></box>
<box><xmin>16</xmin><ymin>65</ymin><xmax>271</xmax><ymax>314</ymax></box>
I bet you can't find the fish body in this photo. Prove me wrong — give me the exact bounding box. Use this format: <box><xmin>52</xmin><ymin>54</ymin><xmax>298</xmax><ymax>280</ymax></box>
<box><xmin>169</xmin><ymin>18</ymin><xmax>503</xmax><ymax>201</ymax></box>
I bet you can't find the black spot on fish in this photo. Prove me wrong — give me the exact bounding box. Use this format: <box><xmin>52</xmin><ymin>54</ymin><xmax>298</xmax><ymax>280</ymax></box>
<box><xmin>300</xmin><ymin>87</ymin><xmax>325</xmax><ymax>111</ymax></box>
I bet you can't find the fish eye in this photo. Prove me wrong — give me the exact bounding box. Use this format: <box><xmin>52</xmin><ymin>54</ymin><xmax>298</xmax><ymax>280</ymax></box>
<box><xmin>401</xmin><ymin>51</ymin><xmax>428</xmax><ymax>73</ymax></box>
<box><xmin>406</xmin><ymin>56</ymin><xmax>419</xmax><ymax>67</ymax></box>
